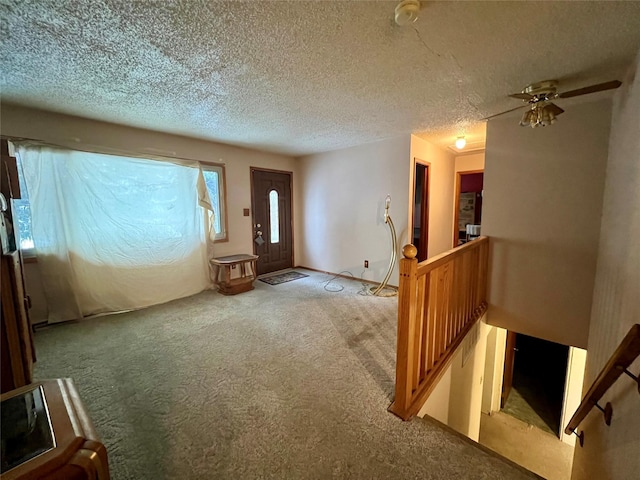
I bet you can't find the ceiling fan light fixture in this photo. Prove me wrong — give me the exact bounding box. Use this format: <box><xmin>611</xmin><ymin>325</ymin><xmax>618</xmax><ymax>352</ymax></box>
<box><xmin>520</xmin><ymin>109</ymin><xmax>534</xmax><ymax>127</ymax></box>
<box><xmin>540</xmin><ymin>104</ymin><xmax>556</xmax><ymax>127</ymax></box>
<box><xmin>455</xmin><ymin>136</ymin><xmax>466</xmax><ymax>149</ymax></box>
<box><xmin>498</xmin><ymin>79</ymin><xmax>621</xmax><ymax>128</ymax></box>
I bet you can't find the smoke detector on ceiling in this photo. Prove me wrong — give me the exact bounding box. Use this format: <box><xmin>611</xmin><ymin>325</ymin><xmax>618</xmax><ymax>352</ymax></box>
<box><xmin>395</xmin><ymin>0</ymin><xmax>420</xmax><ymax>26</ymax></box>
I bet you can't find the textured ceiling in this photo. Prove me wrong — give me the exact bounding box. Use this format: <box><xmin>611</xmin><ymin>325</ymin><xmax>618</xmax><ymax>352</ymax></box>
<box><xmin>2</xmin><ymin>1</ymin><xmax>640</xmax><ymax>156</ymax></box>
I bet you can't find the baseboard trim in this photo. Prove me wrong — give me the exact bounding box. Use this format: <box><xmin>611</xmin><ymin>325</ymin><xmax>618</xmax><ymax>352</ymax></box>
<box><xmin>295</xmin><ymin>265</ymin><xmax>398</xmax><ymax>289</ymax></box>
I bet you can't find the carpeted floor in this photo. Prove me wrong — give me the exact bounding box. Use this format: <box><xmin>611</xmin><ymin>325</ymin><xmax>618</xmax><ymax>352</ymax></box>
<box><xmin>34</xmin><ymin>270</ymin><xmax>538</xmax><ymax>479</ymax></box>
<box><xmin>502</xmin><ymin>387</ymin><xmax>557</xmax><ymax>435</ymax></box>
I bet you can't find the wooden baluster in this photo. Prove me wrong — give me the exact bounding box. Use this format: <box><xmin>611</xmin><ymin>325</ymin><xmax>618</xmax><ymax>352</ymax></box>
<box><xmin>432</xmin><ymin>266</ymin><xmax>441</xmax><ymax>360</ymax></box>
<box><xmin>452</xmin><ymin>256</ymin><xmax>461</xmax><ymax>340</ymax></box>
<box><xmin>438</xmin><ymin>264</ymin><xmax>449</xmax><ymax>358</ymax></box>
<box><xmin>419</xmin><ymin>273</ymin><xmax>430</xmax><ymax>382</ymax></box>
<box><xmin>472</xmin><ymin>248</ymin><xmax>477</xmax><ymax>316</ymax></box>
<box><xmin>463</xmin><ymin>249</ymin><xmax>471</xmax><ymax>326</ymax></box>
<box><xmin>443</xmin><ymin>264</ymin><xmax>451</xmax><ymax>348</ymax></box>
<box><xmin>427</xmin><ymin>270</ymin><xmax>437</xmax><ymax>371</ymax></box>
<box><xmin>459</xmin><ymin>250</ymin><xmax>465</xmax><ymax>326</ymax></box>
<box><xmin>457</xmin><ymin>252</ymin><xmax>463</xmax><ymax>328</ymax></box>
<box><xmin>447</xmin><ymin>260</ymin><xmax>455</xmax><ymax>345</ymax></box>
<box><xmin>470</xmin><ymin>247</ymin><xmax>478</xmax><ymax>317</ymax></box>
<box><xmin>414</xmin><ymin>274</ymin><xmax>427</xmax><ymax>388</ymax></box>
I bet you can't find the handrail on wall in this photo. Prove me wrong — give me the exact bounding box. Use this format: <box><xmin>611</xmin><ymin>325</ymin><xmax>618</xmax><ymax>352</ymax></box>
<box><xmin>564</xmin><ymin>324</ymin><xmax>640</xmax><ymax>446</ymax></box>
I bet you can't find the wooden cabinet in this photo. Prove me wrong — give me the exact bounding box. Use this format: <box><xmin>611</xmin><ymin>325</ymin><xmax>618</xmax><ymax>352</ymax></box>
<box><xmin>1</xmin><ymin>250</ymin><xmax>35</xmax><ymax>393</ymax></box>
<box><xmin>0</xmin><ymin>379</ymin><xmax>110</xmax><ymax>479</ymax></box>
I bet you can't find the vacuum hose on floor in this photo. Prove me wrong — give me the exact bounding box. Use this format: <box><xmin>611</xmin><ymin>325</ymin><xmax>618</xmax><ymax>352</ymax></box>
<box><xmin>370</xmin><ymin>195</ymin><xmax>398</xmax><ymax>297</ymax></box>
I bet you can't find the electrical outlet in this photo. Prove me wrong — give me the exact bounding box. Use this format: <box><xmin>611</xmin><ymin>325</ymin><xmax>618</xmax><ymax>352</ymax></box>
<box><xmin>364</xmin><ymin>260</ymin><xmax>369</xmax><ymax>268</ymax></box>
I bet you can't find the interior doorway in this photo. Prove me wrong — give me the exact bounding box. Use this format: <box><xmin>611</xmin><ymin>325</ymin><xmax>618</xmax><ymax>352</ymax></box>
<box><xmin>412</xmin><ymin>159</ymin><xmax>430</xmax><ymax>262</ymax></box>
<box><xmin>250</xmin><ymin>168</ymin><xmax>293</xmax><ymax>275</ymax></box>
<box><xmin>453</xmin><ymin>170</ymin><xmax>484</xmax><ymax>247</ymax></box>
<box><xmin>501</xmin><ymin>332</ymin><xmax>569</xmax><ymax>436</ymax></box>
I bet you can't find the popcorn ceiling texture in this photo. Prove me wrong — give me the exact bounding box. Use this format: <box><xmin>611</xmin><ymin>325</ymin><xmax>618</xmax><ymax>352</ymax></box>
<box><xmin>1</xmin><ymin>0</ymin><xmax>640</xmax><ymax>155</ymax></box>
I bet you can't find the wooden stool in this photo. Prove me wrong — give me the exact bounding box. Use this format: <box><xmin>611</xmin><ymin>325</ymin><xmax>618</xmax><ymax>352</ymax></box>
<box><xmin>210</xmin><ymin>254</ymin><xmax>259</xmax><ymax>295</ymax></box>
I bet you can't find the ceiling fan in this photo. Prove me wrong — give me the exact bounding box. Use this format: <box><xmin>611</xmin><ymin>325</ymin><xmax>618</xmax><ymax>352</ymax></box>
<box><xmin>487</xmin><ymin>79</ymin><xmax>622</xmax><ymax>127</ymax></box>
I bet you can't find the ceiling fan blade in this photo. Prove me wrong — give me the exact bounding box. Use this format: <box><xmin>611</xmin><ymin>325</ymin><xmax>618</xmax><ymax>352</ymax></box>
<box><xmin>509</xmin><ymin>93</ymin><xmax>534</xmax><ymax>100</ymax></box>
<box><xmin>545</xmin><ymin>103</ymin><xmax>565</xmax><ymax>116</ymax></box>
<box><xmin>558</xmin><ymin>80</ymin><xmax>622</xmax><ymax>99</ymax></box>
<box><xmin>483</xmin><ymin>104</ymin><xmax>529</xmax><ymax>121</ymax></box>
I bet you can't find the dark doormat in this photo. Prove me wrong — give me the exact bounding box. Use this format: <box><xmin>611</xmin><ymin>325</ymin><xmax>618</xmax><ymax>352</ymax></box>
<box><xmin>259</xmin><ymin>271</ymin><xmax>309</xmax><ymax>286</ymax></box>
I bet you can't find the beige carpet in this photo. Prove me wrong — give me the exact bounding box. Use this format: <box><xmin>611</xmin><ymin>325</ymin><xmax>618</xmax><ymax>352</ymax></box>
<box><xmin>34</xmin><ymin>270</ymin><xmax>539</xmax><ymax>479</ymax></box>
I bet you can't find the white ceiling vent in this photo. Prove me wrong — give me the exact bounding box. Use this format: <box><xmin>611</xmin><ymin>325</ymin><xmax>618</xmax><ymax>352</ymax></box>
<box><xmin>395</xmin><ymin>0</ymin><xmax>421</xmax><ymax>26</ymax></box>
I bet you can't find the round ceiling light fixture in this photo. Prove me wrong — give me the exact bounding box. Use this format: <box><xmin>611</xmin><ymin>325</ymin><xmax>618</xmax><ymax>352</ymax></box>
<box><xmin>395</xmin><ymin>0</ymin><xmax>421</xmax><ymax>26</ymax></box>
<box><xmin>455</xmin><ymin>136</ymin><xmax>467</xmax><ymax>149</ymax></box>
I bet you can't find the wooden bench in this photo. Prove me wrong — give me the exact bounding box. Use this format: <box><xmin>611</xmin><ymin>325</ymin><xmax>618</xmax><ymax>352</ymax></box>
<box><xmin>210</xmin><ymin>254</ymin><xmax>259</xmax><ymax>295</ymax></box>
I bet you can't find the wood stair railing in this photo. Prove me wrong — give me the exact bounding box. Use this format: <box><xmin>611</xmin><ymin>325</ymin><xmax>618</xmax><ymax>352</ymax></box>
<box><xmin>564</xmin><ymin>323</ymin><xmax>640</xmax><ymax>446</ymax></box>
<box><xmin>389</xmin><ymin>237</ymin><xmax>489</xmax><ymax>420</ymax></box>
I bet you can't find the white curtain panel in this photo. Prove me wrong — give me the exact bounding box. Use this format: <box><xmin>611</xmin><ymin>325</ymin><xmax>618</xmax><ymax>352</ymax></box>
<box><xmin>17</xmin><ymin>144</ymin><xmax>213</xmax><ymax>322</ymax></box>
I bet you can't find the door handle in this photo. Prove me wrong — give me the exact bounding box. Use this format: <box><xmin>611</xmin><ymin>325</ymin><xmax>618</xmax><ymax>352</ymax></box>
<box><xmin>256</xmin><ymin>231</ymin><xmax>262</xmax><ymax>237</ymax></box>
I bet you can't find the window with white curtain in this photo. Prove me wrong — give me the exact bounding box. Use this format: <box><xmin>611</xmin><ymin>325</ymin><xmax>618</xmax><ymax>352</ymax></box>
<box><xmin>14</xmin><ymin>143</ymin><xmax>215</xmax><ymax>323</ymax></box>
<box><xmin>13</xmin><ymin>156</ymin><xmax>229</xmax><ymax>252</ymax></box>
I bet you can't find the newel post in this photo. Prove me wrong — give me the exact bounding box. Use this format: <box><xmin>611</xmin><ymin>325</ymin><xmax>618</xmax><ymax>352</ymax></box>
<box><xmin>390</xmin><ymin>244</ymin><xmax>419</xmax><ymax>420</ymax></box>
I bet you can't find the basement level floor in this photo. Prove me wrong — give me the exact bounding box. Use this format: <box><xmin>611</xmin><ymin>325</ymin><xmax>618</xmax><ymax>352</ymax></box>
<box><xmin>479</xmin><ymin>411</ymin><xmax>574</xmax><ymax>480</ymax></box>
<box><xmin>503</xmin><ymin>386</ymin><xmax>557</xmax><ymax>435</ymax></box>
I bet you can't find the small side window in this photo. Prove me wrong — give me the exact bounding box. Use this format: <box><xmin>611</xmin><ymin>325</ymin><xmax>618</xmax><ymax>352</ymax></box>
<box><xmin>269</xmin><ymin>189</ymin><xmax>279</xmax><ymax>243</ymax></box>
<box><xmin>13</xmin><ymin>155</ymin><xmax>35</xmax><ymax>254</ymax></box>
<box><xmin>201</xmin><ymin>164</ymin><xmax>228</xmax><ymax>242</ymax></box>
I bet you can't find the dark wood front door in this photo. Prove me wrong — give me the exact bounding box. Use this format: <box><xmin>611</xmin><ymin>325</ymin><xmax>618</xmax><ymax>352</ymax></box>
<box><xmin>412</xmin><ymin>160</ymin><xmax>430</xmax><ymax>262</ymax></box>
<box><xmin>251</xmin><ymin>168</ymin><xmax>293</xmax><ymax>275</ymax></box>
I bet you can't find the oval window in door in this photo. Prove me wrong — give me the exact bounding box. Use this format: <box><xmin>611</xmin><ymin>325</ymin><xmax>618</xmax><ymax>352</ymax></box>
<box><xmin>269</xmin><ymin>189</ymin><xmax>280</xmax><ymax>243</ymax></box>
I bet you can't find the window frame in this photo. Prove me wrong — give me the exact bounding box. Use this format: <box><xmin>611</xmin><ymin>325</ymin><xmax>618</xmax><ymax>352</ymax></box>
<box><xmin>200</xmin><ymin>162</ymin><xmax>229</xmax><ymax>243</ymax></box>
<box><xmin>11</xmin><ymin>151</ymin><xmax>37</xmax><ymax>259</ymax></box>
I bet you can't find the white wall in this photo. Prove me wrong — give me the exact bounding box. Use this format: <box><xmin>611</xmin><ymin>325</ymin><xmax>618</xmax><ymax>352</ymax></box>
<box><xmin>571</xmin><ymin>51</ymin><xmax>640</xmax><ymax>480</ymax></box>
<box><xmin>409</xmin><ymin>135</ymin><xmax>456</xmax><ymax>259</ymax></box>
<box><xmin>560</xmin><ymin>346</ymin><xmax>587</xmax><ymax>446</ymax></box>
<box><xmin>297</xmin><ymin>136</ymin><xmax>411</xmax><ymax>283</ymax></box>
<box><xmin>418</xmin><ymin>367</ymin><xmax>451</xmax><ymax>425</ymax></box>
<box><xmin>483</xmin><ymin>99</ymin><xmax>612</xmax><ymax>348</ymax></box>
<box><xmin>481</xmin><ymin>325</ymin><xmax>507</xmax><ymax>415</ymax></box>
<box><xmin>0</xmin><ymin>104</ymin><xmax>300</xmax><ymax>261</ymax></box>
<box><xmin>419</xmin><ymin>315</ymin><xmax>490</xmax><ymax>442</ymax></box>
<box><xmin>455</xmin><ymin>152</ymin><xmax>485</xmax><ymax>173</ymax></box>
<box><xmin>448</xmin><ymin>320</ymin><xmax>489</xmax><ymax>441</ymax></box>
